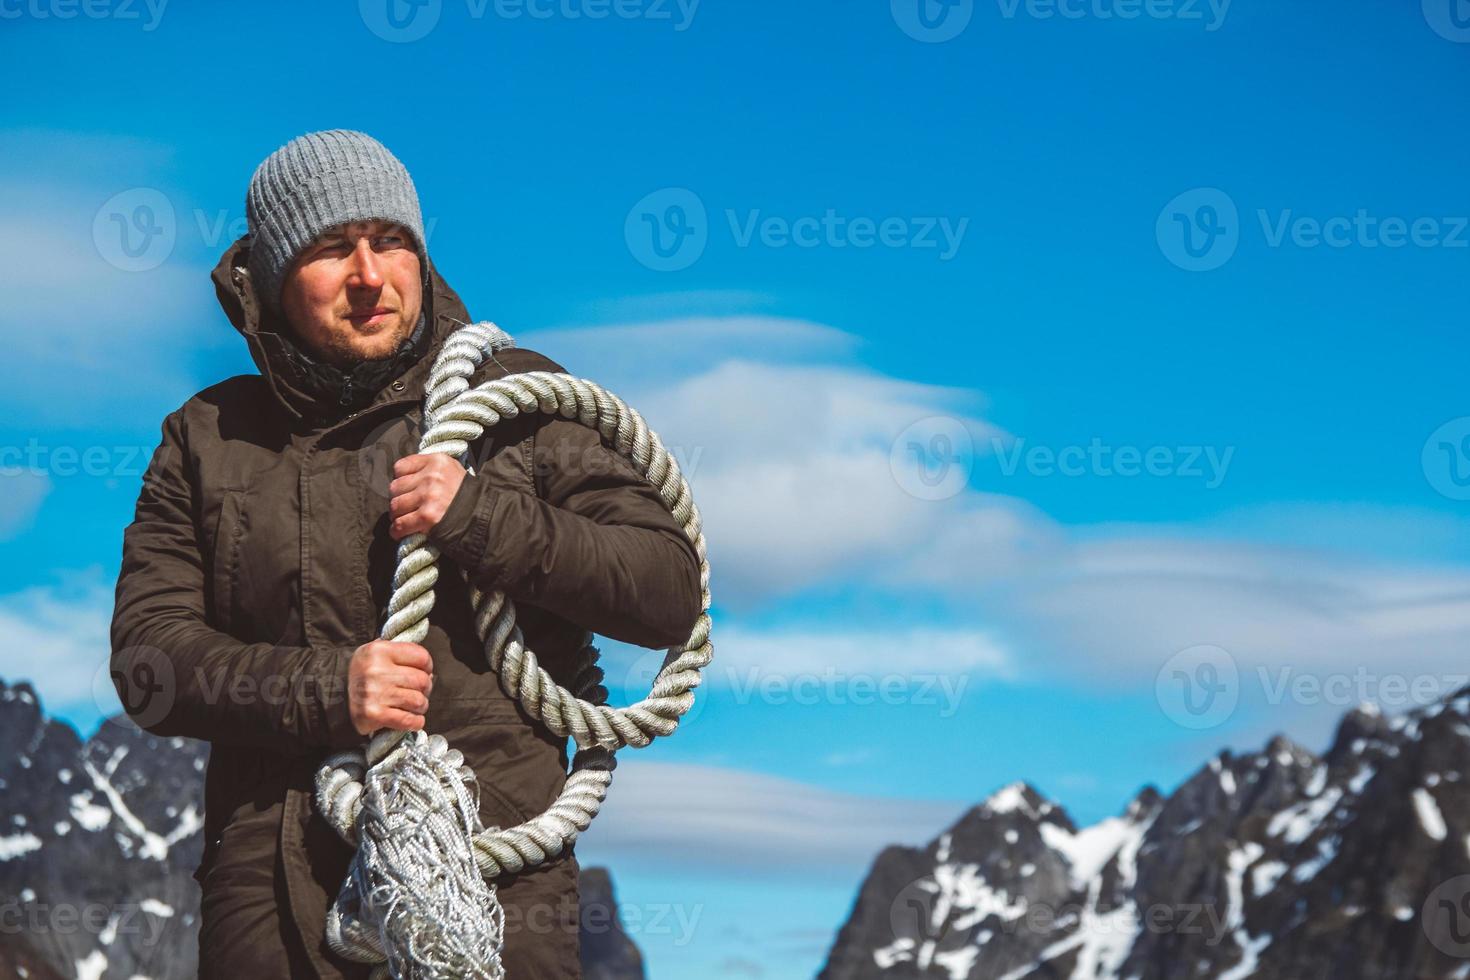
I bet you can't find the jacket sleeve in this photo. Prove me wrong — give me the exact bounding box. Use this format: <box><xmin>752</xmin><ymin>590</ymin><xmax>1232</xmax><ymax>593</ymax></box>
<box><xmin>109</xmin><ymin>406</ymin><xmax>363</xmax><ymax>752</ymax></box>
<box><xmin>427</xmin><ymin>357</ymin><xmax>704</xmax><ymax>650</ymax></box>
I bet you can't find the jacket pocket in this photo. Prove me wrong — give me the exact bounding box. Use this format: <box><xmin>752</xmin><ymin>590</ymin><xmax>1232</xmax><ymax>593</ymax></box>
<box><xmin>192</xmin><ymin>747</ymin><xmax>274</xmax><ymax>887</ymax></box>
<box><xmin>208</xmin><ymin>489</ymin><xmax>248</xmax><ymax>635</ymax></box>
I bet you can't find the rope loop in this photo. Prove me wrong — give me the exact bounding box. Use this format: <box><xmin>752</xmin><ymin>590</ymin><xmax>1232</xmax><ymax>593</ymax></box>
<box><xmin>312</xmin><ymin>322</ymin><xmax>713</xmax><ymax>977</ymax></box>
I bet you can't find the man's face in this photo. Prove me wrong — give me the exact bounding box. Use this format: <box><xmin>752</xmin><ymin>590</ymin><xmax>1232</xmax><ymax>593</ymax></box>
<box><xmin>279</xmin><ymin>219</ymin><xmax>423</xmax><ymax>367</ymax></box>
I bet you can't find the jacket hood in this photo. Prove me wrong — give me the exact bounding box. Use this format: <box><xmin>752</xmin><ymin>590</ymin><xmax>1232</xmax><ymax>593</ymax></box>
<box><xmin>210</xmin><ymin>234</ymin><xmax>473</xmax><ymax>425</ymax></box>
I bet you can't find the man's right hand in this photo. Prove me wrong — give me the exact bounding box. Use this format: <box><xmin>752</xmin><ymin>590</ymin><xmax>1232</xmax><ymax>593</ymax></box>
<box><xmin>348</xmin><ymin>640</ymin><xmax>434</xmax><ymax>736</ymax></box>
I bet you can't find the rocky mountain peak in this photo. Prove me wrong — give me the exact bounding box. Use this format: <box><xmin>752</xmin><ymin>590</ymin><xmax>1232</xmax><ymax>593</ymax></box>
<box><xmin>820</xmin><ymin>685</ymin><xmax>1470</xmax><ymax>979</ymax></box>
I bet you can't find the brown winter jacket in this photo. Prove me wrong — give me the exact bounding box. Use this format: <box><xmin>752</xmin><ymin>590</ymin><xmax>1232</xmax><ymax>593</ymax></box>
<box><xmin>108</xmin><ymin>234</ymin><xmax>703</xmax><ymax>978</ymax></box>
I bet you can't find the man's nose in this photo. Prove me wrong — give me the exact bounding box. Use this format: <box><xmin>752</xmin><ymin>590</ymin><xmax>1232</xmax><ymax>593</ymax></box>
<box><xmin>348</xmin><ymin>237</ymin><xmax>384</xmax><ymax>289</ymax></box>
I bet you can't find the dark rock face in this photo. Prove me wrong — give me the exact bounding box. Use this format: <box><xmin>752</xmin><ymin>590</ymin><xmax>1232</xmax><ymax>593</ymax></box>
<box><xmin>0</xmin><ymin>678</ymin><xmax>645</xmax><ymax>980</ymax></box>
<box><xmin>0</xmin><ymin>680</ymin><xmax>206</xmax><ymax>980</ymax></box>
<box><xmin>820</xmin><ymin>687</ymin><xmax>1470</xmax><ymax>980</ymax></box>
<box><xmin>580</xmin><ymin>866</ymin><xmax>647</xmax><ymax>980</ymax></box>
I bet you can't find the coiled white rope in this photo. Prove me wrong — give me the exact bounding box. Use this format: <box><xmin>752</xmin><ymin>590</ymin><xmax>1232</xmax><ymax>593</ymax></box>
<box><xmin>312</xmin><ymin>321</ymin><xmax>713</xmax><ymax>978</ymax></box>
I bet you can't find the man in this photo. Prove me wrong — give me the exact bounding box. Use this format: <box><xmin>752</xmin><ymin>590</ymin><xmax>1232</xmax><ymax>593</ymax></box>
<box><xmin>109</xmin><ymin>129</ymin><xmax>703</xmax><ymax>978</ymax></box>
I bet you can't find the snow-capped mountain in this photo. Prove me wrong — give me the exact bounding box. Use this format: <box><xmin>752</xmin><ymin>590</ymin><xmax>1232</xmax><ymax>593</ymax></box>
<box><xmin>0</xmin><ymin>678</ymin><xmax>645</xmax><ymax>980</ymax></box>
<box><xmin>819</xmin><ymin>686</ymin><xmax>1470</xmax><ymax>980</ymax></box>
<box><xmin>0</xmin><ymin>679</ymin><xmax>204</xmax><ymax>980</ymax></box>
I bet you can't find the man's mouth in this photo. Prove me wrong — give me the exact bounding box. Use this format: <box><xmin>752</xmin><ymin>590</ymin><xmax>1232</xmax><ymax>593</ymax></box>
<box><xmin>346</xmin><ymin>307</ymin><xmax>393</xmax><ymax>326</ymax></box>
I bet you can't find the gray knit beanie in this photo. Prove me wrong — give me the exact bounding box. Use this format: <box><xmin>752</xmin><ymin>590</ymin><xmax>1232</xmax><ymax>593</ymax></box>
<box><xmin>245</xmin><ymin>129</ymin><xmax>428</xmax><ymax>313</ymax></box>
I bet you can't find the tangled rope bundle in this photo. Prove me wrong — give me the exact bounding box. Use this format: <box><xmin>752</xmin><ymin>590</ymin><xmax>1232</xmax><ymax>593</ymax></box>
<box><xmin>313</xmin><ymin>321</ymin><xmax>713</xmax><ymax>978</ymax></box>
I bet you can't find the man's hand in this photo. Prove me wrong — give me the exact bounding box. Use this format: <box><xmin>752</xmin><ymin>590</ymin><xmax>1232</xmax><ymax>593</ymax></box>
<box><xmin>388</xmin><ymin>453</ymin><xmax>467</xmax><ymax>541</ymax></box>
<box><xmin>348</xmin><ymin>640</ymin><xmax>434</xmax><ymax>735</ymax></box>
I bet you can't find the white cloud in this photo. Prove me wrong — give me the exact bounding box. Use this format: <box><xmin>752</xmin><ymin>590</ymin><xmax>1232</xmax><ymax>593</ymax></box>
<box><xmin>0</xmin><ymin>128</ymin><xmax>177</xmax><ymax>183</ymax></box>
<box><xmin>0</xmin><ymin>129</ymin><xmax>244</xmax><ymax>425</ymax></box>
<box><xmin>524</xmin><ymin>316</ymin><xmax>1470</xmax><ymax>721</ymax></box>
<box><xmin>0</xmin><ymin>571</ymin><xmax>116</xmax><ymax>728</ymax></box>
<box><xmin>518</xmin><ymin>316</ymin><xmax>860</xmax><ymax>389</ymax></box>
<box><xmin>562</xmin><ymin>289</ymin><xmax>777</xmax><ymax>325</ymax></box>
<box><xmin>987</xmin><ymin>535</ymin><xmax>1470</xmax><ymax>677</ymax></box>
<box><xmin>546</xmin><ymin>349</ymin><xmax>1009</xmax><ymax>608</ymax></box>
<box><xmin>870</xmin><ymin>491</ymin><xmax>1067</xmax><ymax>590</ymax></box>
<box><xmin>0</xmin><ymin>470</ymin><xmax>51</xmax><ymax>541</ymax></box>
<box><xmin>576</xmin><ymin>759</ymin><xmax>965</xmax><ymax>881</ymax></box>
<box><xmin>704</xmin><ymin>623</ymin><xmax>1012</xmax><ymax>681</ymax></box>
<box><xmin>602</xmin><ymin>621</ymin><xmax>1006</xmax><ymax>728</ymax></box>
<box><xmin>0</xmin><ymin>181</ymin><xmax>212</xmax><ymax>338</ymax></box>
<box><xmin>0</xmin><ymin>127</ymin><xmax>203</xmax><ymax>336</ymax></box>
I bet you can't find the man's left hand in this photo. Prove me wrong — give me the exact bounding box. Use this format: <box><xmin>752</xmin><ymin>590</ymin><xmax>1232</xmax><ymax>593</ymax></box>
<box><xmin>388</xmin><ymin>453</ymin><xmax>467</xmax><ymax>540</ymax></box>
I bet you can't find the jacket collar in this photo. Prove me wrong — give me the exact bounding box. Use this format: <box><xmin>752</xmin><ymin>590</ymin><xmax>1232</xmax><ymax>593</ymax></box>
<box><xmin>209</xmin><ymin>234</ymin><xmax>472</xmax><ymax>427</ymax></box>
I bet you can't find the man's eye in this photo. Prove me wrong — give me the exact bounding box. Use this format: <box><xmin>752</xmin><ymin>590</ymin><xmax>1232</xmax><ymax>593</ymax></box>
<box><xmin>375</xmin><ymin>236</ymin><xmax>404</xmax><ymax>248</ymax></box>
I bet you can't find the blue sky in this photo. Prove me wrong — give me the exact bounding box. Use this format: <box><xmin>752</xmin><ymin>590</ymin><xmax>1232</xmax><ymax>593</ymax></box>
<box><xmin>2</xmin><ymin>1</ymin><xmax>1469</xmax><ymax>977</ymax></box>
